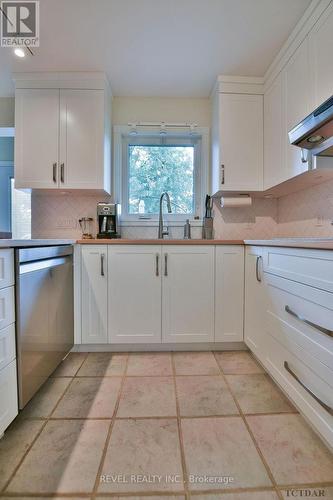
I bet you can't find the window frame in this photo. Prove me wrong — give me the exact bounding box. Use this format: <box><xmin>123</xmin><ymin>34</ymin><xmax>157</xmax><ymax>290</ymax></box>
<box><xmin>114</xmin><ymin>125</ymin><xmax>209</xmax><ymax>226</ymax></box>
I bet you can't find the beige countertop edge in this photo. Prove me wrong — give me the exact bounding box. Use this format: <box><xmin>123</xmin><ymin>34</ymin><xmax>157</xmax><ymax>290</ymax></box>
<box><xmin>76</xmin><ymin>239</ymin><xmax>244</xmax><ymax>245</ymax></box>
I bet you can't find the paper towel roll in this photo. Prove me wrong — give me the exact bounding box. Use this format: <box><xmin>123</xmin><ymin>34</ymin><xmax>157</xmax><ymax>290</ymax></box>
<box><xmin>220</xmin><ymin>196</ymin><xmax>252</xmax><ymax>208</ymax></box>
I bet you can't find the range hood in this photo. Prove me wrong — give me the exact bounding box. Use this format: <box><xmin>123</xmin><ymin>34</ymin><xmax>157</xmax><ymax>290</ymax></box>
<box><xmin>289</xmin><ymin>95</ymin><xmax>333</xmax><ymax>157</ymax></box>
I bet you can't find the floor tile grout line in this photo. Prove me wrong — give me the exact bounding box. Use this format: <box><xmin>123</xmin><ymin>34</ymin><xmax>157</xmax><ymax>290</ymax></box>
<box><xmin>91</xmin><ymin>352</ymin><xmax>130</xmax><ymax>500</ymax></box>
<box><xmin>171</xmin><ymin>352</ymin><xmax>191</xmax><ymax>500</ymax></box>
<box><xmin>212</xmin><ymin>351</ymin><xmax>284</xmax><ymax>500</ymax></box>
<box><xmin>0</xmin><ymin>350</ymin><xmax>87</xmax><ymax>494</ymax></box>
<box><xmin>0</xmin><ymin>352</ymin><xmax>89</xmax><ymax>495</ymax></box>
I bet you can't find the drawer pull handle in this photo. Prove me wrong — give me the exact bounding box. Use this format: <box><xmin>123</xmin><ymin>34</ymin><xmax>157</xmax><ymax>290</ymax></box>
<box><xmin>155</xmin><ymin>253</ymin><xmax>159</xmax><ymax>277</ymax></box>
<box><xmin>100</xmin><ymin>253</ymin><xmax>105</xmax><ymax>276</ymax></box>
<box><xmin>285</xmin><ymin>305</ymin><xmax>333</xmax><ymax>338</ymax></box>
<box><xmin>256</xmin><ymin>256</ymin><xmax>262</xmax><ymax>282</ymax></box>
<box><xmin>284</xmin><ymin>361</ymin><xmax>333</xmax><ymax>416</ymax></box>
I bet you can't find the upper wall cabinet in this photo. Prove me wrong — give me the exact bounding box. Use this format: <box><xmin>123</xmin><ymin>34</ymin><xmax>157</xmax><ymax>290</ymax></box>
<box><xmin>264</xmin><ymin>73</ymin><xmax>285</xmax><ymax>190</ymax></box>
<box><xmin>14</xmin><ymin>73</ymin><xmax>112</xmax><ymax>194</ymax></box>
<box><xmin>309</xmin><ymin>2</ymin><xmax>333</xmax><ymax>108</ymax></box>
<box><xmin>283</xmin><ymin>38</ymin><xmax>312</xmax><ymax>180</ymax></box>
<box><xmin>211</xmin><ymin>81</ymin><xmax>263</xmax><ymax>194</ymax></box>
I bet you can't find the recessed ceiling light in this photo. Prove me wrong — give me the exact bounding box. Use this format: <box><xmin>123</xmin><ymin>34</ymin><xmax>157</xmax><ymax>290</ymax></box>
<box><xmin>14</xmin><ymin>48</ymin><xmax>25</xmax><ymax>58</ymax></box>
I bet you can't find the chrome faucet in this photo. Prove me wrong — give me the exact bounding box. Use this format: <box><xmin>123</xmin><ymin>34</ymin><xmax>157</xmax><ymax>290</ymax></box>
<box><xmin>158</xmin><ymin>192</ymin><xmax>172</xmax><ymax>239</ymax></box>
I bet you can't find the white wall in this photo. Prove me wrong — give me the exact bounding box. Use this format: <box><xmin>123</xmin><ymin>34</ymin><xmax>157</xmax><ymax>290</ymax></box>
<box><xmin>112</xmin><ymin>96</ymin><xmax>211</xmax><ymax>126</ymax></box>
<box><xmin>0</xmin><ymin>98</ymin><xmax>14</xmax><ymax>127</ymax></box>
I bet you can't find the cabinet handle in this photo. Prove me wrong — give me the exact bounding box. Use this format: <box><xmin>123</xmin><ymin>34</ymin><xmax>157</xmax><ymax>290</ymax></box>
<box><xmin>100</xmin><ymin>253</ymin><xmax>105</xmax><ymax>276</ymax></box>
<box><xmin>155</xmin><ymin>254</ymin><xmax>159</xmax><ymax>277</ymax></box>
<box><xmin>256</xmin><ymin>256</ymin><xmax>262</xmax><ymax>282</ymax></box>
<box><xmin>284</xmin><ymin>361</ymin><xmax>333</xmax><ymax>416</ymax></box>
<box><xmin>221</xmin><ymin>164</ymin><xmax>225</xmax><ymax>185</ymax></box>
<box><xmin>52</xmin><ymin>163</ymin><xmax>57</xmax><ymax>183</ymax></box>
<box><xmin>164</xmin><ymin>253</ymin><xmax>168</xmax><ymax>276</ymax></box>
<box><xmin>60</xmin><ymin>163</ymin><xmax>65</xmax><ymax>183</ymax></box>
<box><xmin>285</xmin><ymin>305</ymin><xmax>333</xmax><ymax>338</ymax></box>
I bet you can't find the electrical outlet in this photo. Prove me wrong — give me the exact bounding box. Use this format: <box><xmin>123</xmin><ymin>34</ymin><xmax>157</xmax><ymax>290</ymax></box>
<box><xmin>315</xmin><ymin>216</ymin><xmax>324</xmax><ymax>227</ymax></box>
<box><xmin>56</xmin><ymin>218</ymin><xmax>77</xmax><ymax>229</ymax></box>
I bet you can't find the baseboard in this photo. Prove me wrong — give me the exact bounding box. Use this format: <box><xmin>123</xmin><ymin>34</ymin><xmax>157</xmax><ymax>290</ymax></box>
<box><xmin>72</xmin><ymin>342</ymin><xmax>247</xmax><ymax>352</ymax></box>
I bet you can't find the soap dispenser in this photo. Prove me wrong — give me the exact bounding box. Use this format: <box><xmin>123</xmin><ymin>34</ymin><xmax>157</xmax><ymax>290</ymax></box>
<box><xmin>183</xmin><ymin>219</ymin><xmax>191</xmax><ymax>239</ymax></box>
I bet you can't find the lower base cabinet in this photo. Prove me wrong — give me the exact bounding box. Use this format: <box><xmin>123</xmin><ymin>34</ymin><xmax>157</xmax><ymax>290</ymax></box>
<box><xmin>245</xmin><ymin>246</ymin><xmax>333</xmax><ymax>450</ymax></box>
<box><xmin>108</xmin><ymin>246</ymin><xmax>162</xmax><ymax>343</ymax></box>
<box><xmin>162</xmin><ymin>246</ymin><xmax>215</xmax><ymax>343</ymax></box>
<box><xmin>80</xmin><ymin>244</ymin><xmax>245</xmax><ymax>345</ymax></box>
<box><xmin>215</xmin><ymin>246</ymin><xmax>244</xmax><ymax>342</ymax></box>
<box><xmin>81</xmin><ymin>245</ymin><xmax>108</xmax><ymax>344</ymax></box>
<box><xmin>0</xmin><ymin>360</ymin><xmax>18</xmax><ymax>437</ymax></box>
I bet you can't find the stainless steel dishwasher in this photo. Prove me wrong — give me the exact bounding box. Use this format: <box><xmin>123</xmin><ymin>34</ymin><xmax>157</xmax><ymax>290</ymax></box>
<box><xmin>15</xmin><ymin>245</ymin><xmax>74</xmax><ymax>409</ymax></box>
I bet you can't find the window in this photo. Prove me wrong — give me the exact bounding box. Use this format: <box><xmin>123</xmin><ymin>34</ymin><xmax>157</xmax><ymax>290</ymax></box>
<box><xmin>116</xmin><ymin>127</ymin><xmax>209</xmax><ymax>223</ymax></box>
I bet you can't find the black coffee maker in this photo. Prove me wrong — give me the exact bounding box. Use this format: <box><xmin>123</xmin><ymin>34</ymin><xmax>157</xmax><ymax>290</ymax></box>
<box><xmin>97</xmin><ymin>203</ymin><xmax>120</xmax><ymax>239</ymax></box>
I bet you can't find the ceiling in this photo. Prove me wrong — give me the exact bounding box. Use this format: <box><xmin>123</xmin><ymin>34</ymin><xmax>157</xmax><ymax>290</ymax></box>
<box><xmin>0</xmin><ymin>0</ymin><xmax>312</xmax><ymax>97</ymax></box>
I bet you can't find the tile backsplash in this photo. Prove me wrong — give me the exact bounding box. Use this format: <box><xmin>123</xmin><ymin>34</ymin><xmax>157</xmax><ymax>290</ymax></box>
<box><xmin>31</xmin><ymin>180</ymin><xmax>333</xmax><ymax>240</ymax></box>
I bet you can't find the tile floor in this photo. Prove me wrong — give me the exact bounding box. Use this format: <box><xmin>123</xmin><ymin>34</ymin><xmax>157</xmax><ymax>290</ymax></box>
<box><xmin>0</xmin><ymin>350</ymin><xmax>332</xmax><ymax>500</ymax></box>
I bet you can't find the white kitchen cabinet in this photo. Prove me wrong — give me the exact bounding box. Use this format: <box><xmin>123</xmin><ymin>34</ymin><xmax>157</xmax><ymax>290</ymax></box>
<box><xmin>81</xmin><ymin>245</ymin><xmax>108</xmax><ymax>344</ymax></box>
<box><xmin>0</xmin><ymin>249</ymin><xmax>14</xmax><ymax>289</ymax></box>
<box><xmin>244</xmin><ymin>245</ymin><xmax>333</xmax><ymax>449</ymax></box>
<box><xmin>0</xmin><ymin>324</ymin><xmax>16</xmax><ymax>372</ymax></box>
<box><xmin>212</xmin><ymin>92</ymin><xmax>263</xmax><ymax>193</ymax></box>
<box><xmin>0</xmin><ymin>286</ymin><xmax>15</xmax><ymax>332</ymax></box>
<box><xmin>284</xmin><ymin>38</ymin><xmax>312</xmax><ymax>178</ymax></box>
<box><xmin>162</xmin><ymin>246</ymin><xmax>215</xmax><ymax>343</ymax></box>
<box><xmin>14</xmin><ymin>74</ymin><xmax>111</xmax><ymax>193</ymax></box>
<box><xmin>59</xmin><ymin>89</ymin><xmax>107</xmax><ymax>190</ymax></box>
<box><xmin>0</xmin><ymin>360</ymin><xmax>18</xmax><ymax>437</ymax></box>
<box><xmin>263</xmin><ymin>74</ymin><xmax>285</xmax><ymax>189</ymax></box>
<box><xmin>244</xmin><ymin>246</ymin><xmax>267</xmax><ymax>359</ymax></box>
<box><xmin>15</xmin><ymin>89</ymin><xmax>60</xmax><ymax>189</ymax></box>
<box><xmin>215</xmin><ymin>246</ymin><xmax>244</xmax><ymax>342</ymax></box>
<box><xmin>309</xmin><ymin>2</ymin><xmax>333</xmax><ymax>108</ymax></box>
<box><xmin>108</xmin><ymin>246</ymin><xmax>162</xmax><ymax>344</ymax></box>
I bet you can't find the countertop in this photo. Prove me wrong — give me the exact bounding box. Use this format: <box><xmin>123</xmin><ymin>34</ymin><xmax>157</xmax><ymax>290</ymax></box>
<box><xmin>0</xmin><ymin>239</ymin><xmax>75</xmax><ymax>248</ymax></box>
<box><xmin>245</xmin><ymin>238</ymin><xmax>333</xmax><ymax>250</ymax></box>
<box><xmin>76</xmin><ymin>238</ymin><xmax>244</xmax><ymax>245</ymax></box>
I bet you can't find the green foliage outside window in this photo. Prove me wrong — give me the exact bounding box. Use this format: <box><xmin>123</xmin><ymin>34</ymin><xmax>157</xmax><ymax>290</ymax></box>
<box><xmin>128</xmin><ymin>145</ymin><xmax>194</xmax><ymax>214</ymax></box>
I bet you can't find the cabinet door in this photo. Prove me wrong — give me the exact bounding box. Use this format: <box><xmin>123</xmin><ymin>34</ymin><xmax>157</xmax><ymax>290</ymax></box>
<box><xmin>59</xmin><ymin>89</ymin><xmax>105</xmax><ymax>189</ymax></box>
<box><xmin>264</xmin><ymin>74</ymin><xmax>285</xmax><ymax>189</ymax></box>
<box><xmin>0</xmin><ymin>360</ymin><xmax>18</xmax><ymax>436</ymax></box>
<box><xmin>0</xmin><ymin>249</ymin><xmax>14</xmax><ymax>290</ymax></box>
<box><xmin>215</xmin><ymin>246</ymin><xmax>244</xmax><ymax>342</ymax></box>
<box><xmin>284</xmin><ymin>38</ymin><xmax>311</xmax><ymax>178</ymax></box>
<box><xmin>309</xmin><ymin>3</ymin><xmax>333</xmax><ymax>108</ymax></box>
<box><xmin>162</xmin><ymin>246</ymin><xmax>214</xmax><ymax>343</ymax></box>
<box><xmin>15</xmin><ymin>88</ymin><xmax>60</xmax><ymax>189</ymax></box>
<box><xmin>219</xmin><ymin>94</ymin><xmax>263</xmax><ymax>191</ymax></box>
<box><xmin>81</xmin><ymin>245</ymin><xmax>108</xmax><ymax>344</ymax></box>
<box><xmin>244</xmin><ymin>246</ymin><xmax>267</xmax><ymax>359</ymax></box>
<box><xmin>108</xmin><ymin>246</ymin><xmax>162</xmax><ymax>344</ymax></box>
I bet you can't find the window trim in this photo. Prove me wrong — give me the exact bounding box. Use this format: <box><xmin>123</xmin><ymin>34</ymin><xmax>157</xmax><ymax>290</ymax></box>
<box><xmin>113</xmin><ymin>125</ymin><xmax>209</xmax><ymax>226</ymax></box>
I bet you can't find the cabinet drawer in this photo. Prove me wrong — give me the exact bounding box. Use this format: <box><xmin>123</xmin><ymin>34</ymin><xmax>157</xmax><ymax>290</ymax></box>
<box><xmin>0</xmin><ymin>286</ymin><xmax>15</xmax><ymax>331</ymax></box>
<box><xmin>0</xmin><ymin>324</ymin><xmax>16</xmax><ymax>371</ymax></box>
<box><xmin>265</xmin><ymin>334</ymin><xmax>333</xmax><ymax>449</ymax></box>
<box><xmin>263</xmin><ymin>247</ymin><xmax>333</xmax><ymax>292</ymax></box>
<box><xmin>265</xmin><ymin>274</ymin><xmax>333</xmax><ymax>370</ymax></box>
<box><xmin>0</xmin><ymin>360</ymin><xmax>18</xmax><ymax>436</ymax></box>
<box><xmin>0</xmin><ymin>249</ymin><xmax>14</xmax><ymax>290</ymax></box>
